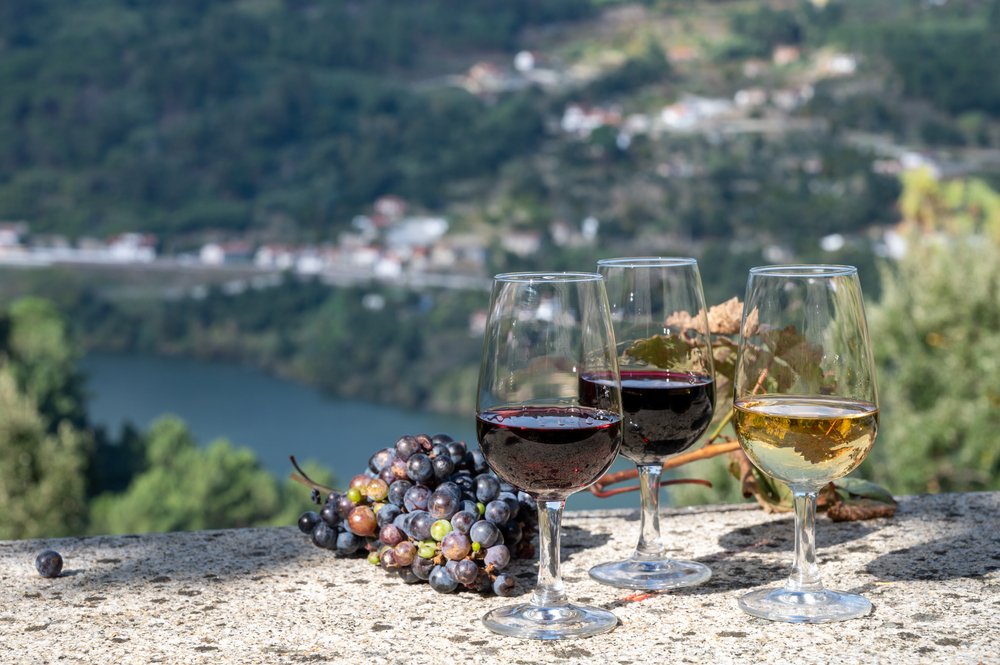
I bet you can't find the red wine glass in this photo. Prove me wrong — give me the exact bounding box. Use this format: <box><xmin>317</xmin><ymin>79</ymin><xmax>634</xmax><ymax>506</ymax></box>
<box><xmin>588</xmin><ymin>258</ymin><xmax>715</xmax><ymax>590</ymax></box>
<box><xmin>476</xmin><ymin>272</ymin><xmax>623</xmax><ymax>640</ymax></box>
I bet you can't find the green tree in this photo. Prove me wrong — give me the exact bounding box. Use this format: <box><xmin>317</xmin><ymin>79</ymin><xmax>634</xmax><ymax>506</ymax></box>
<box><xmin>0</xmin><ymin>366</ymin><xmax>90</xmax><ymax>539</ymax></box>
<box><xmin>862</xmin><ymin>238</ymin><xmax>1000</xmax><ymax>493</ymax></box>
<box><xmin>3</xmin><ymin>297</ymin><xmax>87</xmax><ymax>429</ymax></box>
<box><xmin>88</xmin><ymin>416</ymin><xmax>328</xmax><ymax>534</ymax></box>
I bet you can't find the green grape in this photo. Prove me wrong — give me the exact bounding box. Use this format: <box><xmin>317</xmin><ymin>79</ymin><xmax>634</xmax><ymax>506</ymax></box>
<box><xmin>347</xmin><ymin>487</ymin><xmax>363</xmax><ymax>504</ymax></box>
<box><xmin>430</xmin><ymin>519</ymin><xmax>453</xmax><ymax>541</ymax></box>
<box><xmin>417</xmin><ymin>542</ymin><xmax>437</xmax><ymax>559</ymax></box>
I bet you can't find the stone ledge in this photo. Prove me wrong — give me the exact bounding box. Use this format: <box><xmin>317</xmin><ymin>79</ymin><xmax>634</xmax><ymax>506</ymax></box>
<box><xmin>1</xmin><ymin>492</ymin><xmax>997</xmax><ymax>664</ymax></box>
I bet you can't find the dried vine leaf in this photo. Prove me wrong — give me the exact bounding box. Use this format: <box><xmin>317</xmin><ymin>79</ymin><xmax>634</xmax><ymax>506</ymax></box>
<box><xmin>624</xmin><ymin>334</ymin><xmax>690</xmax><ymax>369</ymax></box>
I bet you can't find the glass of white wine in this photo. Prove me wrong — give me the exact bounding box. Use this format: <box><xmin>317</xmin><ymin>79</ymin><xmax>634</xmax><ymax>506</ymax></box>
<box><xmin>733</xmin><ymin>265</ymin><xmax>879</xmax><ymax>623</ymax></box>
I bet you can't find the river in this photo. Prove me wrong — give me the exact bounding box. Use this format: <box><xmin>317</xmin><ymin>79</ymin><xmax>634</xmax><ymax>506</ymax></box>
<box><xmin>80</xmin><ymin>352</ymin><xmax>633</xmax><ymax>510</ymax></box>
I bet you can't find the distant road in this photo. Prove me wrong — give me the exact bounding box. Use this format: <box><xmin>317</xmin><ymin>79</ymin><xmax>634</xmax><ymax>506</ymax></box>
<box><xmin>0</xmin><ymin>254</ymin><xmax>492</xmax><ymax>297</ymax></box>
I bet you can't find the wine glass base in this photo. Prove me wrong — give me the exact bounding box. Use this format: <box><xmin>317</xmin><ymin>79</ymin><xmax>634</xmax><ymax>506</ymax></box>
<box><xmin>589</xmin><ymin>557</ymin><xmax>711</xmax><ymax>590</ymax></box>
<box><xmin>738</xmin><ymin>587</ymin><xmax>872</xmax><ymax>623</ymax></box>
<box><xmin>482</xmin><ymin>602</ymin><xmax>619</xmax><ymax>640</ymax></box>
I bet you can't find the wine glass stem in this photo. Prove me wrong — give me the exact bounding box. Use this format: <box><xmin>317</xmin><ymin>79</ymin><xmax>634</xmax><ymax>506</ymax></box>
<box><xmin>634</xmin><ymin>464</ymin><xmax>666</xmax><ymax>559</ymax></box>
<box><xmin>786</xmin><ymin>488</ymin><xmax>823</xmax><ymax>592</ymax></box>
<box><xmin>531</xmin><ymin>500</ymin><xmax>569</xmax><ymax>607</ymax></box>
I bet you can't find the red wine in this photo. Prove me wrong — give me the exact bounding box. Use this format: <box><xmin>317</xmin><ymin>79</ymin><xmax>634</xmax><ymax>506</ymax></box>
<box><xmin>580</xmin><ymin>370</ymin><xmax>715</xmax><ymax>464</ymax></box>
<box><xmin>476</xmin><ymin>406</ymin><xmax>622</xmax><ymax>500</ymax></box>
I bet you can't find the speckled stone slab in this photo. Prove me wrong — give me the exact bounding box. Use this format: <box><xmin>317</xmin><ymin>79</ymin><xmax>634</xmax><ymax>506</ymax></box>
<box><xmin>1</xmin><ymin>492</ymin><xmax>997</xmax><ymax>664</ymax></box>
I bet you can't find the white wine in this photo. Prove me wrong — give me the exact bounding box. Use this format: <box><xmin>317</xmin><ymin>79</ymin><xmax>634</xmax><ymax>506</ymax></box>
<box><xmin>733</xmin><ymin>395</ymin><xmax>878</xmax><ymax>487</ymax></box>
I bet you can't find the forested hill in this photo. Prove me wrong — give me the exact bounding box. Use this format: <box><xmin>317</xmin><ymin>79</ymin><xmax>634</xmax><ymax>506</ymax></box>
<box><xmin>0</xmin><ymin>0</ymin><xmax>591</xmax><ymax>242</ymax></box>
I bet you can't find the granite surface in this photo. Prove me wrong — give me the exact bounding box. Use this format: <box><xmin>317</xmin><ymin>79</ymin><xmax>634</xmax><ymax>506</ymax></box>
<box><xmin>1</xmin><ymin>492</ymin><xmax>997</xmax><ymax>664</ymax></box>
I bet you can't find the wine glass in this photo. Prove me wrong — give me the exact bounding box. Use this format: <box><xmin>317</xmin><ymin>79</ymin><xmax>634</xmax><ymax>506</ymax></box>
<box><xmin>733</xmin><ymin>265</ymin><xmax>879</xmax><ymax>623</ymax></box>
<box><xmin>476</xmin><ymin>272</ymin><xmax>623</xmax><ymax>640</ymax></box>
<box><xmin>587</xmin><ymin>258</ymin><xmax>716</xmax><ymax>590</ymax></box>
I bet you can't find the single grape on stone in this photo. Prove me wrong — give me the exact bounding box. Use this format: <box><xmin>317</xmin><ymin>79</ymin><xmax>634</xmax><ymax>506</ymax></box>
<box><xmin>35</xmin><ymin>550</ymin><xmax>63</xmax><ymax>579</ymax></box>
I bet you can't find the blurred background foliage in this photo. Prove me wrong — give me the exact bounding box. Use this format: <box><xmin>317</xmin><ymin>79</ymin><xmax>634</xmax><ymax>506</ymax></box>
<box><xmin>1</xmin><ymin>0</ymin><xmax>999</xmax><ymax>535</ymax></box>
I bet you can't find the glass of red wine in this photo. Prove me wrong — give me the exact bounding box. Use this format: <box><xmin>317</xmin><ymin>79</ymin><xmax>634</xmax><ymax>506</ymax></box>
<box><xmin>476</xmin><ymin>272</ymin><xmax>623</xmax><ymax>640</ymax></box>
<box><xmin>587</xmin><ymin>257</ymin><xmax>715</xmax><ymax>590</ymax></box>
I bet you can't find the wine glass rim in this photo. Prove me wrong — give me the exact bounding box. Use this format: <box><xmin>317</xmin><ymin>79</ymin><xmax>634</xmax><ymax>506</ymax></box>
<box><xmin>493</xmin><ymin>271</ymin><xmax>603</xmax><ymax>283</ymax></box>
<box><xmin>597</xmin><ymin>256</ymin><xmax>697</xmax><ymax>268</ymax></box>
<box><xmin>749</xmin><ymin>264</ymin><xmax>857</xmax><ymax>277</ymax></box>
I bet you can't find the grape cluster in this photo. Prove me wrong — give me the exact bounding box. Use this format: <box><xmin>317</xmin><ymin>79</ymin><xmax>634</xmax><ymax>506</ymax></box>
<box><xmin>297</xmin><ymin>434</ymin><xmax>536</xmax><ymax>596</ymax></box>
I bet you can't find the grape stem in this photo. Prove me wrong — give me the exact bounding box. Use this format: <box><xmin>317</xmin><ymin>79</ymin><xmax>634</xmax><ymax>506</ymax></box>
<box><xmin>288</xmin><ymin>455</ymin><xmax>339</xmax><ymax>495</ymax></box>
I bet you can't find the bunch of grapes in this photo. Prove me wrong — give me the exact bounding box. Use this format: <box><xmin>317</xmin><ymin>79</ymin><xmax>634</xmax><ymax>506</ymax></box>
<box><xmin>296</xmin><ymin>434</ymin><xmax>536</xmax><ymax>596</ymax></box>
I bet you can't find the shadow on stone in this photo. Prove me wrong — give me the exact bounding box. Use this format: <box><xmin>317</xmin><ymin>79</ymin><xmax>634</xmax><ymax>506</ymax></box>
<box><xmin>716</xmin><ymin>514</ymin><xmax>881</xmax><ymax>554</ymax></box>
<box><xmin>562</xmin><ymin>523</ymin><xmax>613</xmax><ymax>557</ymax></box>
<box><xmin>866</xmin><ymin>531</ymin><xmax>1000</xmax><ymax>582</ymax></box>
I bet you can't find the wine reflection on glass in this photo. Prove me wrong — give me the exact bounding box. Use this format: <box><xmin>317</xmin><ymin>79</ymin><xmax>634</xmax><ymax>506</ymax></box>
<box><xmin>586</xmin><ymin>257</ymin><xmax>716</xmax><ymax>590</ymax></box>
<box><xmin>733</xmin><ymin>264</ymin><xmax>879</xmax><ymax>623</ymax></box>
<box><xmin>476</xmin><ymin>272</ymin><xmax>623</xmax><ymax>640</ymax></box>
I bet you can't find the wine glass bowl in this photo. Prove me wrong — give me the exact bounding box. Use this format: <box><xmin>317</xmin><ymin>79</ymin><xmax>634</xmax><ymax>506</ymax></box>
<box><xmin>733</xmin><ymin>264</ymin><xmax>879</xmax><ymax>623</ymax></box>
<box><xmin>476</xmin><ymin>272</ymin><xmax>623</xmax><ymax>639</ymax></box>
<box><xmin>587</xmin><ymin>257</ymin><xmax>716</xmax><ymax>591</ymax></box>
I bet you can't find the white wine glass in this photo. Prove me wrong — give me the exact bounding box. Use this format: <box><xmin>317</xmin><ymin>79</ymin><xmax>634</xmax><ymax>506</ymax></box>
<box><xmin>476</xmin><ymin>272</ymin><xmax>624</xmax><ymax>639</ymax></box>
<box><xmin>733</xmin><ymin>265</ymin><xmax>879</xmax><ymax>623</ymax></box>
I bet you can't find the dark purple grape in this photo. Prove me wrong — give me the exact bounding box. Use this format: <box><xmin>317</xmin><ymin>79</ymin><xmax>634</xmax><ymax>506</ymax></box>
<box><xmin>394</xmin><ymin>541</ymin><xmax>417</xmax><ymax>567</ymax></box>
<box><xmin>380</xmin><ymin>548</ymin><xmax>399</xmax><ymax>569</ymax></box>
<box><xmin>518</xmin><ymin>491</ymin><xmax>537</xmax><ymax>513</ymax></box>
<box><xmin>298</xmin><ymin>511</ymin><xmax>320</xmax><ymax>534</ymax></box>
<box><xmin>446</xmin><ymin>441</ymin><xmax>467</xmax><ymax>464</ymax></box>
<box><xmin>411</xmin><ymin>556</ymin><xmax>435</xmax><ymax>580</ymax></box>
<box><xmin>403</xmin><ymin>485</ymin><xmax>431</xmax><ymax>512</ymax></box>
<box><xmin>469</xmin><ymin>521</ymin><xmax>500</xmax><ymax>548</ymax></box>
<box><xmin>335</xmin><ymin>494</ymin><xmax>355</xmax><ymax>519</ymax></box>
<box><xmin>428</xmin><ymin>491</ymin><xmax>459</xmax><ymax>520</ymax></box>
<box><xmin>378</xmin><ymin>466</ymin><xmax>396</xmax><ymax>485</ymax></box>
<box><xmin>454</xmin><ymin>559</ymin><xmax>479</xmax><ymax>586</ymax></box>
<box><xmin>441</xmin><ymin>533</ymin><xmax>471</xmax><ymax>561</ymax></box>
<box><xmin>369</xmin><ymin>447</ymin><xmax>395</xmax><ymax>473</ymax></box>
<box><xmin>436</xmin><ymin>481</ymin><xmax>462</xmax><ymax>499</ymax></box>
<box><xmin>393</xmin><ymin>513</ymin><xmax>411</xmax><ymax>532</ymax></box>
<box><xmin>460</xmin><ymin>499</ymin><xmax>479</xmax><ymax>516</ymax></box>
<box><xmin>35</xmin><ymin>550</ymin><xmax>63</xmax><ymax>578</ymax></box>
<box><xmin>465</xmin><ymin>449</ymin><xmax>488</xmax><ymax>474</ymax></box>
<box><xmin>483</xmin><ymin>500</ymin><xmax>511</xmax><ymax>525</ymax></box>
<box><xmin>398</xmin><ymin>567</ymin><xmax>421</xmax><ymax>584</ymax></box>
<box><xmin>336</xmin><ymin>531</ymin><xmax>362</xmax><ymax>555</ymax></box>
<box><xmin>431</xmin><ymin>433</ymin><xmax>455</xmax><ymax>445</ymax></box>
<box><xmin>376</xmin><ymin>504</ymin><xmax>401</xmax><ymax>528</ymax></box>
<box><xmin>407</xmin><ymin>454</ymin><xmax>434</xmax><ymax>484</ymax></box>
<box><xmin>432</xmin><ymin>456</ymin><xmax>455</xmax><ymax>481</ymax></box>
<box><xmin>387</xmin><ymin>480</ymin><xmax>412</xmax><ymax>507</ymax></box>
<box><xmin>498</xmin><ymin>491</ymin><xmax>520</xmax><ymax>520</ymax></box>
<box><xmin>500</xmin><ymin>521</ymin><xmax>523</xmax><ymax>546</ymax></box>
<box><xmin>379</xmin><ymin>524</ymin><xmax>405</xmax><ymax>547</ymax></box>
<box><xmin>395</xmin><ymin>435</ymin><xmax>421</xmax><ymax>461</ymax></box>
<box><xmin>347</xmin><ymin>506</ymin><xmax>377</xmax><ymax>537</ymax></box>
<box><xmin>474</xmin><ymin>475</ymin><xmax>501</xmax><ymax>503</ymax></box>
<box><xmin>409</xmin><ymin>511</ymin><xmax>435</xmax><ymax>541</ymax></box>
<box><xmin>493</xmin><ymin>573</ymin><xmax>516</xmax><ymax>596</ymax></box>
<box><xmin>414</xmin><ymin>434</ymin><xmax>434</xmax><ymax>452</ymax></box>
<box><xmin>450</xmin><ymin>511</ymin><xmax>477</xmax><ymax>534</ymax></box>
<box><xmin>319</xmin><ymin>503</ymin><xmax>341</xmax><ymax>527</ymax></box>
<box><xmin>430</xmin><ymin>443</ymin><xmax>450</xmax><ymax>460</ymax></box>
<box><xmin>499</xmin><ymin>481</ymin><xmax>515</xmax><ymax>494</ymax></box>
<box><xmin>453</xmin><ymin>473</ymin><xmax>475</xmax><ymax>493</ymax></box>
<box><xmin>390</xmin><ymin>458</ymin><xmax>409</xmax><ymax>480</ymax></box>
<box><xmin>484</xmin><ymin>544</ymin><xmax>511</xmax><ymax>571</ymax></box>
<box><xmin>311</xmin><ymin>522</ymin><xmax>338</xmax><ymax>550</ymax></box>
<box><xmin>310</xmin><ymin>488</ymin><xmax>322</xmax><ymax>504</ymax></box>
<box><xmin>429</xmin><ymin>566</ymin><xmax>458</xmax><ymax>593</ymax></box>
